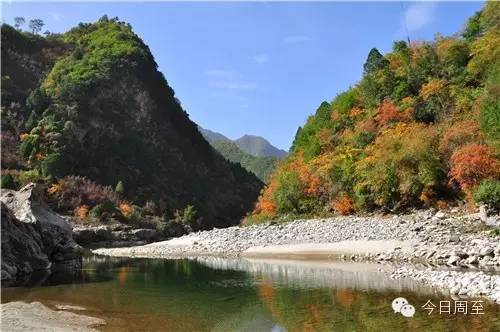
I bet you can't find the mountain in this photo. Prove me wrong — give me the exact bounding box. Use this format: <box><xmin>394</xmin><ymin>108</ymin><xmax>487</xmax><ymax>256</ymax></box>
<box><xmin>210</xmin><ymin>140</ymin><xmax>277</xmax><ymax>182</ymax></box>
<box><xmin>197</xmin><ymin>126</ymin><xmax>283</xmax><ymax>182</ymax></box>
<box><xmin>1</xmin><ymin>18</ymin><xmax>263</xmax><ymax>229</ymax></box>
<box><xmin>251</xmin><ymin>2</ymin><xmax>500</xmax><ymax>221</ymax></box>
<box><xmin>234</xmin><ymin>135</ymin><xmax>288</xmax><ymax>159</ymax></box>
<box><xmin>198</xmin><ymin>127</ymin><xmax>230</xmax><ymax>143</ymax></box>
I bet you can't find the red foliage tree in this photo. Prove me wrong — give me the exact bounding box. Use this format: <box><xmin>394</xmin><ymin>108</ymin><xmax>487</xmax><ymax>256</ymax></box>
<box><xmin>449</xmin><ymin>143</ymin><xmax>499</xmax><ymax>193</ymax></box>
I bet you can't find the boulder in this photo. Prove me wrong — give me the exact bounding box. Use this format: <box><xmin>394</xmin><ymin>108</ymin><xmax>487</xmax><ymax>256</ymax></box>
<box><xmin>130</xmin><ymin>228</ymin><xmax>158</xmax><ymax>241</ymax></box>
<box><xmin>73</xmin><ymin>226</ymin><xmax>113</xmax><ymax>244</ymax></box>
<box><xmin>1</xmin><ymin>183</ymin><xmax>82</xmax><ymax>283</ymax></box>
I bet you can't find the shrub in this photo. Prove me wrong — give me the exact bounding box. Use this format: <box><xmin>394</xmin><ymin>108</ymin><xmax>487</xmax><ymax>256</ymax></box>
<box><xmin>449</xmin><ymin>143</ymin><xmax>499</xmax><ymax>193</ymax></box>
<box><xmin>355</xmin><ymin>123</ymin><xmax>445</xmax><ymax>208</ymax></box>
<box><xmin>376</xmin><ymin>99</ymin><xmax>412</xmax><ymax>128</ymax></box>
<box><xmin>89</xmin><ymin>201</ymin><xmax>118</xmax><ymax>218</ymax></box>
<box><xmin>179</xmin><ymin>205</ymin><xmax>197</xmax><ymax>224</ymax></box>
<box><xmin>438</xmin><ymin>120</ymin><xmax>482</xmax><ymax>160</ymax></box>
<box><xmin>119</xmin><ymin>201</ymin><xmax>134</xmax><ymax>217</ymax></box>
<box><xmin>115</xmin><ymin>180</ymin><xmax>125</xmax><ymax>195</ymax></box>
<box><xmin>17</xmin><ymin>169</ymin><xmax>45</xmax><ymax>186</ymax></box>
<box><xmin>473</xmin><ymin>179</ymin><xmax>500</xmax><ymax>210</ymax></box>
<box><xmin>332</xmin><ymin>196</ymin><xmax>354</xmax><ymax>215</ymax></box>
<box><xmin>0</xmin><ymin>174</ymin><xmax>16</xmax><ymax>189</ymax></box>
<box><xmin>47</xmin><ymin>175</ymin><xmax>118</xmax><ymax>212</ymax></box>
<box><xmin>75</xmin><ymin>205</ymin><xmax>89</xmax><ymax>220</ymax></box>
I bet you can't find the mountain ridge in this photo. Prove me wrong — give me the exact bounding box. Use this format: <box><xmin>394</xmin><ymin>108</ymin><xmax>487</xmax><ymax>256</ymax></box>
<box><xmin>1</xmin><ymin>18</ymin><xmax>263</xmax><ymax>229</ymax></box>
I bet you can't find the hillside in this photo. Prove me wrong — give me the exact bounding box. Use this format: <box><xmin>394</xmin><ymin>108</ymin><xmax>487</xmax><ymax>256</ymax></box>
<box><xmin>197</xmin><ymin>126</ymin><xmax>230</xmax><ymax>143</ymax></box>
<box><xmin>211</xmin><ymin>139</ymin><xmax>277</xmax><ymax>182</ymax></box>
<box><xmin>235</xmin><ymin>134</ymin><xmax>288</xmax><ymax>159</ymax></box>
<box><xmin>198</xmin><ymin>126</ymin><xmax>281</xmax><ymax>182</ymax></box>
<box><xmin>251</xmin><ymin>2</ymin><xmax>500</xmax><ymax>221</ymax></box>
<box><xmin>0</xmin><ymin>17</ymin><xmax>263</xmax><ymax>229</ymax></box>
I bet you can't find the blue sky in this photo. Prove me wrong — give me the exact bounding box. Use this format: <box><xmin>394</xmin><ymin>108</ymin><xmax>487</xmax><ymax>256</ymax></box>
<box><xmin>2</xmin><ymin>1</ymin><xmax>484</xmax><ymax>150</ymax></box>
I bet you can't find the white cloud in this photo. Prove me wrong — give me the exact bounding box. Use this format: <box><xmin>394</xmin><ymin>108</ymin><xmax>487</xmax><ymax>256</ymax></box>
<box><xmin>210</xmin><ymin>82</ymin><xmax>258</xmax><ymax>90</ymax></box>
<box><xmin>283</xmin><ymin>35</ymin><xmax>310</xmax><ymax>44</ymax></box>
<box><xmin>403</xmin><ymin>2</ymin><xmax>437</xmax><ymax>32</ymax></box>
<box><xmin>253</xmin><ymin>53</ymin><xmax>269</xmax><ymax>65</ymax></box>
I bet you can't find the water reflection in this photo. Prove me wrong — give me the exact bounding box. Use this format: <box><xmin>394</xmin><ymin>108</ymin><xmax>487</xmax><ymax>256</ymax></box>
<box><xmin>2</xmin><ymin>255</ymin><xmax>499</xmax><ymax>332</ymax></box>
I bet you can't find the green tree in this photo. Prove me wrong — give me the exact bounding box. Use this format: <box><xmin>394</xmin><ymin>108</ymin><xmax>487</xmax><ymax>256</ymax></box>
<box><xmin>115</xmin><ymin>180</ymin><xmax>125</xmax><ymax>195</ymax></box>
<box><xmin>13</xmin><ymin>17</ymin><xmax>25</xmax><ymax>31</ymax></box>
<box><xmin>363</xmin><ymin>48</ymin><xmax>389</xmax><ymax>75</ymax></box>
<box><xmin>28</xmin><ymin>19</ymin><xmax>44</xmax><ymax>34</ymax></box>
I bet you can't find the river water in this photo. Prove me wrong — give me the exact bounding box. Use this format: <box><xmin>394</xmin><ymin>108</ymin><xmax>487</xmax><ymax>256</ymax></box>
<box><xmin>2</xmin><ymin>255</ymin><xmax>500</xmax><ymax>331</ymax></box>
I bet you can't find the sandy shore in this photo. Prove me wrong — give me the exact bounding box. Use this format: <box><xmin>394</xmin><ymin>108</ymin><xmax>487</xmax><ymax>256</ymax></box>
<box><xmin>1</xmin><ymin>301</ymin><xmax>105</xmax><ymax>332</ymax></box>
<box><xmin>241</xmin><ymin>240</ymin><xmax>413</xmax><ymax>258</ymax></box>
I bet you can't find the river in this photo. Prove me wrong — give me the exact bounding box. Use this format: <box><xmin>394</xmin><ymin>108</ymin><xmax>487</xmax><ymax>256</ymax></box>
<box><xmin>2</xmin><ymin>255</ymin><xmax>500</xmax><ymax>331</ymax></box>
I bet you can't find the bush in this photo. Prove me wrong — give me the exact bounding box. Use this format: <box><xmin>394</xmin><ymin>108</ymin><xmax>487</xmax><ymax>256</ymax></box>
<box><xmin>89</xmin><ymin>201</ymin><xmax>118</xmax><ymax>218</ymax></box>
<box><xmin>17</xmin><ymin>169</ymin><xmax>45</xmax><ymax>186</ymax></box>
<box><xmin>438</xmin><ymin>120</ymin><xmax>482</xmax><ymax>160</ymax></box>
<box><xmin>332</xmin><ymin>196</ymin><xmax>354</xmax><ymax>215</ymax></box>
<box><xmin>355</xmin><ymin>123</ymin><xmax>445</xmax><ymax>208</ymax></box>
<box><xmin>473</xmin><ymin>179</ymin><xmax>500</xmax><ymax>210</ymax></box>
<box><xmin>0</xmin><ymin>174</ymin><xmax>16</xmax><ymax>189</ymax></box>
<box><xmin>449</xmin><ymin>143</ymin><xmax>499</xmax><ymax>193</ymax></box>
<box><xmin>47</xmin><ymin>175</ymin><xmax>118</xmax><ymax>212</ymax></box>
<box><xmin>173</xmin><ymin>205</ymin><xmax>197</xmax><ymax>225</ymax></box>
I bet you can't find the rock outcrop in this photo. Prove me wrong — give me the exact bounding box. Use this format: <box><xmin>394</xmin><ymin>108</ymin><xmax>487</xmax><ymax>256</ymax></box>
<box><xmin>1</xmin><ymin>183</ymin><xmax>82</xmax><ymax>283</ymax></box>
<box><xmin>73</xmin><ymin>225</ymin><xmax>165</xmax><ymax>248</ymax></box>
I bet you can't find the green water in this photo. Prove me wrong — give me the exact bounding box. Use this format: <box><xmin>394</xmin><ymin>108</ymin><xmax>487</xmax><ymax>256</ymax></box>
<box><xmin>2</xmin><ymin>256</ymin><xmax>499</xmax><ymax>332</ymax></box>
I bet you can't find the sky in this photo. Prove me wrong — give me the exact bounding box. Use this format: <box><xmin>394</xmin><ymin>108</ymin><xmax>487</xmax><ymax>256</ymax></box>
<box><xmin>1</xmin><ymin>1</ymin><xmax>484</xmax><ymax>150</ymax></box>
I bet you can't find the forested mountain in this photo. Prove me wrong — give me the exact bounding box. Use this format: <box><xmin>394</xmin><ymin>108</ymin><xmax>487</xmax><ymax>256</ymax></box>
<box><xmin>0</xmin><ymin>17</ymin><xmax>263</xmax><ymax>229</ymax></box>
<box><xmin>198</xmin><ymin>126</ymin><xmax>281</xmax><ymax>182</ymax></box>
<box><xmin>251</xmin><ymin>2</ymin><xmax>499</xmax><ymax>221</ymax></box>
<box><xmin>198</xmin><ymin>126</ymin><xmax>230</xmax><ymax>143</ymax></box>
<box><xmin>235</xmin><ymin>134</ymin><xmax>288</xmax><ymax>159</ymax></box>
<box><xmin>211</xmin><ymin>140</ymin><xmax>277</xmax><ymax>182</ymax></box>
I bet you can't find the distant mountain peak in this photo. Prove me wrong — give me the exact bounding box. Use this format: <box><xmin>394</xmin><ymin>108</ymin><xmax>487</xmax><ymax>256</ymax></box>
<box><xmin>235</xmin><ymin>135</ymin><xmax>288</xmax><ymax>159</ymax></box>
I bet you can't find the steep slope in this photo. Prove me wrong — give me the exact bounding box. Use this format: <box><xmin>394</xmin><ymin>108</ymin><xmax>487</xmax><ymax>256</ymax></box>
<box><xmin>211</xmin><ymin>140</ymin><xmax>277</xmax><ymax>182</ymax></box>
<box><xmin>235</xmin><ymin>134</ymin><xmax>288</xmax><ymax>159</ymax></box>
<box><xmin>1</xmin><ymin>18</ymin><xmax>262</xmax><ymax>229</ymax></box>
<box><xmin>198</xmin><ymin>126</ymin><xmax>230</xmax><ymax>143</ymax></box>
<box><xmin>252</xmin><ymin>2</ymin><xmax>500</xmax><ymax>220</ymax></box>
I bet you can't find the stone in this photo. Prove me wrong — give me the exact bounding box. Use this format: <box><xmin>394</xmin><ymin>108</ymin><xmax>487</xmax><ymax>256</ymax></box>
<box><xmin>131</xmin><ymin>228</ymin><xmax>158</xmax><ymax>241</ymax></box>
<box><xmin>73</xmin><ymin>226</ymin><xmax>113</xmax><ymax>244</ymax></box>
<box><xmin>1</xmin><ymin>184</ymin><xmax>82</xmax><ymax>283</ymax></box>
<box><xmin>465</xmin><ymin>256</ymin><xmax>479</xmax><ymax>265</ymax></box>
<box><xmin>447</xmin><ymin>256</ymin><xmax>460</xmax><ymax>266</ymax></box>
<box><xmin>479</xmin><ymin>247</ymin><xmax>494</xmax><ymax>256</ymax></box>
<box><xmin>434</xmin><ymin>211</ymin><xmax>447</xmax><ymax>219</ymax></box>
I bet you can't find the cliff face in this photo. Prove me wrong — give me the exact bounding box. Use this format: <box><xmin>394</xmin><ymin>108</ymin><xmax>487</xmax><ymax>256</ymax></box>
<box><xmin>1</xmin><ymin>18</ymin><xmax>262</xmax><ymax>228</ymax></box>
<box><xmin>1</xmin><ymin>184</ymin><xmax>82</xmax><ymax>284</ymax></box>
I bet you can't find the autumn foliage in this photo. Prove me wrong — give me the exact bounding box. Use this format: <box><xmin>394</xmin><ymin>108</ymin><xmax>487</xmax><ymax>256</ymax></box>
<box><xmin>250</xmin><ymin>2</ymin><xmax>500</xmax><ymax>221</ymax></box>
<box><xmin>449</xmin><ymin>144</ymin><xmax>499</xmax><ymax>193</ymax></box>
<box><xmin>332</xmin><ymin>196</ymin><xmax>354</xmax><ymax>215</ymax></box>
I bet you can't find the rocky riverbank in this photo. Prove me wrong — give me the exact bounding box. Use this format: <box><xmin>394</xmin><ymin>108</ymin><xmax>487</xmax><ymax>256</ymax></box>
<box><xmin>93</xmin><ymin>209</ymin><xmax>500</xmax><ymax>303</ymax></box>
<box><xmin>94</xmin><ymin>210</ymin><xmax>500</xmax><ymax>266</ymax></box>
<box><xmin>0</xmin><ymin>301</ymin><xmax>105</xmax><ymax>332</ymax></box>
<box><xmin>1</xmin><ymin>184</ymin><xmax>82</xmax><ymax>285</ymax></box>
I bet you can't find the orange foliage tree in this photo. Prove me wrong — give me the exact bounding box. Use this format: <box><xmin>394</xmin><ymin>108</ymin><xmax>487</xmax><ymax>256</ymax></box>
<box><xmin>438</xmin><ymin>120</ymin><xmax>482</xmax><ymax>160</ymax></box>
<box><xmin>449</xmin><ymin>143</ymin><xmax>499</xmax><ymax>193</ymax></box>
<box><xmin>376</xmin><ymin>99</ymin><xmax>412</xmax><ymax>128</ymax></box>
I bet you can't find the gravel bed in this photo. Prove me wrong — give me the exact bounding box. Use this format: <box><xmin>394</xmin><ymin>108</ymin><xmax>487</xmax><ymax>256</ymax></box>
<box><xmin>93</xmin><ymin>210</ymin><xmax>500</xmax><ymax>303</ymax></box>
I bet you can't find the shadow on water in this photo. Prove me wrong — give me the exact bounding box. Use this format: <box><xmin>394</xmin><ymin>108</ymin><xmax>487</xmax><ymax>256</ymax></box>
<box><xmin>2</xmin><ymin>255</ymin><xmax>500</xmax><ymax>332</ymax></box>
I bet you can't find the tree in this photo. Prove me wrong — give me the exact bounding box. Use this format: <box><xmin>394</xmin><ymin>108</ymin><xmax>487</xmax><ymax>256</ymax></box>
<box><xmin>363</xmin><ymin>48</ymin><xmax>389</xmax><ymax>75</ymax></box>
<box><xmin>115</xmin><ymin>181</ymin><xmax>125</xmax><ymax>195</ymax></box>
<box><xmin>14</xmin><ymin>17</ymin><xmax>25</xmax><ymax>30</ymax></box>
<box><xmin>28</xmin><ymin>19</ymin><xmax>44</xmax><ymax>34</ymax></box>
